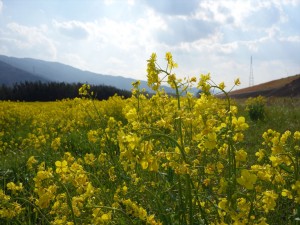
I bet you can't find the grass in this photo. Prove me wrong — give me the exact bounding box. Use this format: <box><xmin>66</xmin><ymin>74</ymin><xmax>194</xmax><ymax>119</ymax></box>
<box><xmin>238</xmin><ymin>97</ymin><xmax>300</xmax><ymax>152</ymax></box>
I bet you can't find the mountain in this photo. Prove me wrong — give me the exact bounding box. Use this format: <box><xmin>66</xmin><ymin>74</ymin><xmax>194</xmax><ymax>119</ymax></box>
<box><xmin>0</xmin><ymin>55</ymin><xmax>190</xmax><ymax>94</ymax></box>
<box><xmin>226</xmin><ymin>74</ymin><xmax>300</xmax><ymax>98</ymax></box>
<box><xmin>0</xmin><ymin>60</ymin><xmax>49</xmax><ymax>86</ymax></box>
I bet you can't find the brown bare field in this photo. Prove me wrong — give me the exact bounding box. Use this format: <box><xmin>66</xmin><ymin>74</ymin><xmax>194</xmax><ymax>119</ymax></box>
<box><xmin>226</xmin><ymin>74</ymin><xmax>300</xmax><ymax>98</ymax></box>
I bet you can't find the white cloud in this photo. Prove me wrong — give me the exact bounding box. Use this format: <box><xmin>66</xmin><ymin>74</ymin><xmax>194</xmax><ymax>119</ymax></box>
<box><xmin>195</xmin><ymin>0</ymin><xmax>297</xmax><ymax>30</ymax></box>
<box><xmin>5</xmin><ymin>23</ymin><xmax>57</xmax><ymax>59</ymax></box>
<box><xmin>127</xmin><ymin>0</ymin><xmax>135</xmax><ymax>6</ymax></box>
<box><xmin>195</xmin><ymin>1</ymin><xmax>253</xmax><ymax>26</ymax></box>
<box><xmin>256</xmin><ymin>60</ymin><xmax>292</xmax><ymax>83</ymax></box>
<box><xmin>0</xmin><ymin>0</ymin><xmax>3</xmax><ymax>13</ymax></box>
<box><xmin>104</xmin><ymin>0</ymin><xmax>115</xmax><ymax>5</ymax></box>
<box><xmin>155</xmin><ymin>17</ymin><xmax>218</xmax><ymax>45</ymax></box>
<box><xmin>143</xmin><ymin>0</ymin><xmax>199</xmax><ymax>15</ymax></box>
<box><xmin>279</xmin><ymin>35</ymin><xmax>300</xmax><ymax>42</ymax></box>
<box><xmin>103</xmin><ymin>57</ymin><xmax>129</xmax><ymax>75</ymax></box>
<box><xmin>63</xmin><ymin>9</ymin><xmax>167</xmax><ymax>52</ymax></box>
<box><xmin>53</xmin><ymin>20</ymin><xmax>90</xmax><ymax>39</ymax></box>
<box><xmin>0</xmin><ymin>0</ymin><xmax>299</xmax><ymax>88</ymax></box>
<box><xmin>45</xmin><ymin>11</ymin><xmax>168</xmax><ymax>78</ymax></box>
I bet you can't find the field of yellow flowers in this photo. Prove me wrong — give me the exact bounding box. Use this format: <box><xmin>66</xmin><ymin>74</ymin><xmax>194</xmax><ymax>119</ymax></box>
<box><xmin>1</xmin><ymin>53</ymin><xmax>300</xmax><ymax>225</ymax></box>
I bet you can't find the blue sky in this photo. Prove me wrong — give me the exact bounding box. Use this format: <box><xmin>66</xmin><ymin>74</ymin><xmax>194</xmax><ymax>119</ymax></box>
<box><xmin>0</xmin><ymin>0</ymin><xmax>299</xmax><ymax>89</ymax></box>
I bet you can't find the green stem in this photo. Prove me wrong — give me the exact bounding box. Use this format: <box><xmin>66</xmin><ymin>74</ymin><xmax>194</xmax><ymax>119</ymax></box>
<box><xmin>278</xmin><ymin>153</ymin><xmax>297</xmax><ymax>180</ymax></box>
<box><xmin>61</xmin><ymin>183</ymin><xmax>77</xmax><ymax>225</ymax></box>
<box><xmin>144</xmin><ymin>187</ymin><xmax>172</xmax><ymax>224</ymax></box>
<box><xmin>14</xmin><ymin>197</ymin><xmax>51</xmax><ymax>224</ymax></box>
<box><xmin>178</xmin><ymin>177</ymin><xmax>187</xmax><ymax>225</ymax></box>
<box><xmin>247</xmin><ymin>190</ymin><xmax>256</xmax><ymax>223</ymax></box>
<box><xmin>295</xmin><ymin>152</ymin><xmax>299</xmax><ymax>181</ymax></box>
<box><xmin>189</xmin><ymin>180</ymin><xmax>209</xmax><ymax>225</ymax></box>
<box><xmin>140</xmin><ymin>133</ymin><xmax>187</xmax><ymax>163</ymax></box>
<box><xmin>185</xmin><ymin>174</ymin><xmax>193</xmax><ymax>225</ymax></box>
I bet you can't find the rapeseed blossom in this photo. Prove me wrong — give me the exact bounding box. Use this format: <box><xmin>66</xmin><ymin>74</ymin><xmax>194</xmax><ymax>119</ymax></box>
<box><xmin>281</xmin><ymin>189</ymin><xmax>293</xmax><ymax>199</ymax></box>
<box><xmin>294</xmin><ymin>131</ymin><xmax>300</xmax><ymax>140</ymax></box>
<box><xmin>235</xmin><ymin>149</ymin><xmax>247</xmax><ymax>162</ymax></box>
<box><xmin>234</xmin><ymin>78</ymin><xmax>241</xmax><ymax>86</ymax></box>
<box><xmin>147</xmin><ymin>53</ymin><xmax>160</xmax><ymax>91</ymax></box>
<box><xmin>51</xmin><ymin>137</ymin><xmax>61</xmax><ymax>151</ymax></box>
<box><xmin>27</xmin><ymin>155</ymin><xmax>38</xmax><ymax>170</ymax></box>
<box><xmin>55</xmin><ymin>160</ymin><xmax>68</xmax><ymax>174</ymax></box>
<box><xmin>6</xmin><ymin>182</ymin><xmax>23</xmax><ymax>194</ymax></box>
<box><xmin>78</xmin><ymin>83</ymin><xmax>90</xmax><ymax>96</ymax></box>
<box><xmin>261</xmin><ymin>190</ymin><xmax>278</xmax><ymax>212</ymax></box>
<box><xmin>237</xmin><ymin>169</ymin><xmax>257</xmax><ymax>190</ymax></box>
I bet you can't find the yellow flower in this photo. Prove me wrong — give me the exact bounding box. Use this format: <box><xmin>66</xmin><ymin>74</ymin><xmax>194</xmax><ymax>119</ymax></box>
<box><xmin>294</xmin><ymin>131</ymin><xmax>300</xmax><ymax>140</ymax></box>
<box><xmin>121</xmin><ymin>199</ymin><xmax>161</xmax><ymax>224</ymax></box>
<box><xmin>165</xmin><ymin>52</ymin><xmax>178</xmax><ymax>70</ymax></box>
<box><xmin>233</xmin><ymin>132</ymin><xmax>244</xmax><ymax>142</ymax></box>
<box><xmin>218</xmin><ymin>198</ymin><xmax>228</xmax><ymax>214</ymax></box>
<box><xmin>78</xmin><ymin>83</ymin><xmax>90</xmax><ymax>96</ymax></box>
<box><xmin>237</xmin><ymin>169</ymin><xmax>257</xmax><ymax>190</ymax></box>
<box><xmin>132</xmin><ymin>80</ymin><xmax>141</xmax><ymax>88</ymax></box>
<box><xmin>140</xmin><ymin>159</ymin><xmax>149</xmax><ymax>170</ymax></box>
<box><xmin>205</xmin><ymin>163</ymin><xmax>215</xmax><ymax>174</ymax></box>
<box><xmin>84</xmin><ymin>153</ymin><xmax>96</xmax><ymax>166</ymax></box>
<box><xmin>216</xmin><ymin>162</ymin><xmax>224</xmax><ymax>173</ymax></box>
<box><xmin>101</xmin><ymin>212</ymin><xmax>111</xmax><ymax>221</ymax></box>
<box><xmin>234</xmin><ymin>78</ymin><xmax>241</xmax><ymax>86</ymax></box>
<box><xmin>27</xmin><ymin>156</ymin><xmax>38</xmax><ymax>170</ymax></box>
<box><xmin>108</xmin><ymin>167</ymin><xmax>116</xmax><ymax>181</ymax></box>
<box><xmin>281</xmin><ymin>189</ymin><xmax>293</xmax><ymax>199</ymax></box>
<box><xmin>6</xmin><ymin>182</ymin><xmax>23</xmax><ymax>194</ymax></box>
<box><xmin>232</xmin><ymin>116</ymin><xmax>249</xmax><ymax>131</ymax></box>
<box><xmin>190</xmin><ymin>77</ymin><xmax>197</xmax><ymax>83</ymax></box>
<box><xmin>98</xmin><ymin>153</ymin><xmax>107</xmax><ymax>163</ymax></box>
<box><xmin>218</xmin><ymin>82</ymin><xmax>225</xmax><ymax>90</ymax></box>
<box><xmin>257</xmin><ymin>217</ymin><xmax>268</xmax><ymax>225</ymax></box>
<box><xmin>235</xmin><ymin>149</ymin><xmax>247</xmax><ymax>162</ymax></box>
<box><xmin>55</xmin><ymin>160</ymin><xmax>68</xmax><ymax>174</ymax></box>
<box><xmin>262</xmin><ymin>190</ymin><xmax>278</xmax><ymax>212</ymax></box>
<box><xmin>147</xmin><ymin>53</ymin><xmax>160</xmax><ymax>90</ymax></box>
<box><xmin>255</xmin><ymin>149</ymin><xmax>265</xmax><ymax>161</ymax></box>
<box><xmin>269</xmin><ymin>155</ymin><xmax>281</xmax><ymax>167</ymax></box>
<box><xmin>64</xmin><ymin>152</ymin><xmax>75</xmax><ymax>163</ymax></box>
<box><xmin>203</xmin><ymin>132</ymin><xmax>217</xmax><ymax>149</ymax></box>
<box><xmin>167</xmin><ymin>73</ymin><xmax>177</xmax><ymax>89</ymax></box>
<box><xmin>198</xmin><ymin>73</ymin><xmax>211</xmax><ymax>93</ymax></box>
<box><xmin>280</xmin><ymin>130</ymin><xmax>291</xmax><ymax>144</ymax></box>
<box><xmin>126</xmin><ymin>108</ymin><xmax>138</xmax><ymax>121</ymax></box>
<box><xmin>51</xmin><ymin>137</ymin><xmax>61</xmax><ymax>151</ymax></box>
<box><xmin>87</xmin><ymin>130</ymin><xmax>98</xmax><ymax>143</ymax></box>
<box><xmin>292</xmin><ymin>181</ymin><xmax>300</xmax><ymax>195</ymax></box>
<box><xmin>203</xmin><ymin>178</ymin><xmax>211</xmax><ymax>186</ymax></box>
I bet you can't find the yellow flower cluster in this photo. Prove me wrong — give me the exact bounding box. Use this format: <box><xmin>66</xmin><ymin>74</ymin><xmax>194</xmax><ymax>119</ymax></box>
<box><xmin>0</xmin><ymin>189</ymin><xmax>23</xmax><ymax>218</ymax></box>
<box><xmin>121</xmin><ymin>199</ymin><xmax>162</xmax><ymax>225</ymax></box>
<box><xmin>0</xmin><ymin>52</ymin><xmax>299</xmax><ymax>224</ymax></box>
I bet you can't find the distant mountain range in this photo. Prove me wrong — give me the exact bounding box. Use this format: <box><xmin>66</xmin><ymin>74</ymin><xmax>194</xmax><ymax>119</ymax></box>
<box><xmin>0</xmin><ymin>60</ymin><xmax>49</xmax><ymax>86</ymax></box>
<box><xmin>0</xmin><ymin>55</ymin><xmax>197</xmax><ymax>94</ymax></box>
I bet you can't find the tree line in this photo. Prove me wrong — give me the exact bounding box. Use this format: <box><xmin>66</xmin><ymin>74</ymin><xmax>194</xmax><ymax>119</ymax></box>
<box><xmin>0</xmin><ymin>81</ymin><xmax>132</xmax><ymax>101</ymax></box>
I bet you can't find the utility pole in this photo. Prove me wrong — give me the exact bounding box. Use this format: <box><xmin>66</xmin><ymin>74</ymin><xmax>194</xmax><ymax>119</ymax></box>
<box><xmin>249</xmin><ymin>56</ymin><xmax>254</xmax><ymax>87</ymax></box>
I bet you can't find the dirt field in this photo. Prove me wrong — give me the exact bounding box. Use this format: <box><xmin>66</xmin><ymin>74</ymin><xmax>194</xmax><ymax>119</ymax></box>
<box><xmin>227</xmin><ymin>74</ymin><xmax>300</xmax><ymax>98</ymax></box>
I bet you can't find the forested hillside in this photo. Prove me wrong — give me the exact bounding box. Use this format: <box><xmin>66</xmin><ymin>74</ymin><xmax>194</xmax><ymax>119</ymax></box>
<box><xmin>0</xmin><ymin>81</ymin><xmax>131</xmax><ymax>101</ymax></box>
